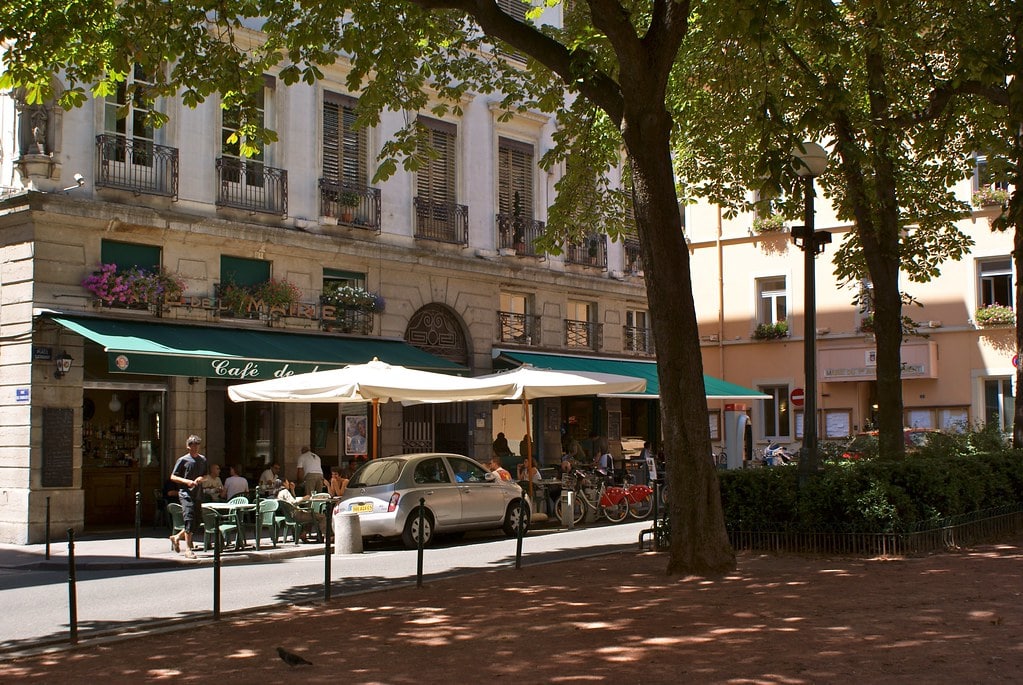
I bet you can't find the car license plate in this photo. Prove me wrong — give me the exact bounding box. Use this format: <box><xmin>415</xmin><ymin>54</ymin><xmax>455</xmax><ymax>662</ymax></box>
<box><xmin>351</xmin><ymin>503</ymin><xmax>373</xmax><ymax>513</ymax></box>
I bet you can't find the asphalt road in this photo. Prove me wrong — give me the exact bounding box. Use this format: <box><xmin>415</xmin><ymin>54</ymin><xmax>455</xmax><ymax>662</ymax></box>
<box><xmin>0</xmin><ymin>521</ymin><xmax>650</xmax><ymax>653</ymax></box>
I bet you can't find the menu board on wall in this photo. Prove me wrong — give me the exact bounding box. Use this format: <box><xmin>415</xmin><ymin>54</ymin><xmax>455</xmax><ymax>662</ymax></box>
<box><xmin>42</xmin><ymin>407</ymin><xmax>74</xmax><ymax>487</ymax></box>
<box><xmin>607</xmin><ymin>411</ymin><xmax>621</xmax><ymax>441</ymax></box>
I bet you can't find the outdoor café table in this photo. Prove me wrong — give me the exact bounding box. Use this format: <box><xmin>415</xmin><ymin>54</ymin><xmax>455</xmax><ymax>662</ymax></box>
<box><xmin>202</xmin><ymin>501</ymin><xmax>256</xmax><ymax>548</ymax></box>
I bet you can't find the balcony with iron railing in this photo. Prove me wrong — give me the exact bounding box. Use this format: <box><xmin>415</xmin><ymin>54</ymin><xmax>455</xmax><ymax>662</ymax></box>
<box><xmin>319</xmin><ymin>179</ymin><xmax>381</xmax><ymax>232</ymax></box>
<box><xmin>565</xmin><ymin>319</ymin><xmax>602</xmax><ymax>351</ymax></box>
<box><xmin>498</xmin><ymin>311</ymin><xmax>542</xmax><ymax>346</ymax></box>
<box><xmin>623</xmin><ymin>326</ymin><xmax>655</xmax><ymax>355</ymax></box>
<box><xmin>216</xmin><ymin>157</ymin><xmax>288</xmax><ymax>216</ymax></box>
<box><xmin>496</xmin><ymin>213</ymin><xmax>545</xmax><ymax>257</ymax></box>
<box><xmin>414</xmin><ymin>196</ymin><xmax>469</xmax><ymax>245</ymax></box>
<box><xmin>564</xmin><ymin>235</ymin><xmax>608</xmax><ymax>269</ymax></box>
<box><xmin>95</xmin><ymin>134</ymin><xmax>178</xmax><ymax>198</ymax></box>
<box><xmin>321</xmin><ymin>305</ymin><xmax>374</xmax><ymax>335</ymax></box>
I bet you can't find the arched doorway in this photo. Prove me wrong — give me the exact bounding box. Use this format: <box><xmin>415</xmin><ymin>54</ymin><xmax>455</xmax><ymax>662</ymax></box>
<box><xmin>403</xmin><ymin>304</ymin><xmax>472</xmax><ymax>454</ymax></box>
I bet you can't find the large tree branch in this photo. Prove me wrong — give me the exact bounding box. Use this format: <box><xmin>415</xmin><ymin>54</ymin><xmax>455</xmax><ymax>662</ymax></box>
<box><xmin>411</xmin><ymin>0</ymin><xmax>624</xmax><ymax>124</ymax></box>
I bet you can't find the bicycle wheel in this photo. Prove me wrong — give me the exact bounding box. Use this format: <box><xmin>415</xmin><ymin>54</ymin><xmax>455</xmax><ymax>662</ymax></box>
<box><xmin>601</xmin><ymin>489</ymin><xmax>629</xmax><ymax>523</ymax></box>
<box><xmin>628</xmin><ymin>494</ymin><xmax>653</xmax><ymax>520</ymax></box>
<box><xmin>554</xmin><ymin>490</ymin><xmax>586</xmax><ymax>524</ymax></box>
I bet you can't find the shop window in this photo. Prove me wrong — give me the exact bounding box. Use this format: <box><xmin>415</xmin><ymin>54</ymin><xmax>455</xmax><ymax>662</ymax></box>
<box><xmin>759</xmin><ymin>384</ymin><xmax>790</xmax><ymax>439</ymax></box>
<box><xmin>221</xmin><ymin>255</ymin><xmax>271</xmax><ymax>287</ymax></box>
<box><xmin>101</xmin><ymin>240</ymin><xmax>162</xmax><ymax>271</ymax></box>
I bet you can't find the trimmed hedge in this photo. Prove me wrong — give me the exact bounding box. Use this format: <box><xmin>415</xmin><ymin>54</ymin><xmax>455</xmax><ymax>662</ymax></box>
<box><xmin>719</xmin><ymin>450</ymin><xmax>1023</xmax><ymax>534</ymax></box>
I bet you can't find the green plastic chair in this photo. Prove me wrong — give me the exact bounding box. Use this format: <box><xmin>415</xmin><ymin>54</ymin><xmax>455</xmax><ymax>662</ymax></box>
<box><xmin>167</xmin><ymin>502</ymin><xmax>185</xmax><ymax>537</ymax></box>
<box><xmin>274</xmin><ymin>499</ymin><xmax>303</xmax><ymax>545</ymax></box>
<box><xmin>228</xmin><ymin>495</ymin><xmax>250</xmax><ymax>505</ymax></box>
<box><xmin>202</xmin><ymin>506</ymin><xmax>241</xmax><ymax>551</ymax></box>
<box><xmin>247</xmin><ymin>498</ymin><xmax>279</xmax><ymax>548</ymax></box>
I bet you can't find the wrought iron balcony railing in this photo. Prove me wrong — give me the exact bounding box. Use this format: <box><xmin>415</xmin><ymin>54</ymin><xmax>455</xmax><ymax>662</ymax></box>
<box><xmin>95</xmin><ymin>134</ymin><xmax>178</xmax><ymax>198</ymax></box>
<box><xmin>565</xmin><ymin>319</ymin><xmax>602</xmax><ymax>351</ymax></box>
<box><xmin>496</xmin><ymin>213</ymin><xmax>545</xmax><ymax>256</ymax></box>
<box><xmin>321</xmin><ymin>306</ymin><xmax>374</xmax><ymax>335</ymax></box>
<box><xmin>215</xmin><ymin>157</ymin><xmax>288</xmax><ymax>216</ymax></box>
<box><xmin>623</xmin><ymin>326</ymin><xmax>655</xmax><ymax>354</ymax></box>
<box><xmin>498</xmin><ymin>311</ymin><xmax>542</xmax><ymax>346</ymax></box>
<box><xmin>319</xmin><ymin>179</ymin><xmax>381</xmax><ymax>232</ymax></box>
<box><xmin>565</xmin><ymin>235</ymin><xmax>608</xmax><ymax>269</ymax></box>
<box><xmin>413</xmin><ymin>196</ymin><xmax>469</xmax><ymax>245</ymax></box>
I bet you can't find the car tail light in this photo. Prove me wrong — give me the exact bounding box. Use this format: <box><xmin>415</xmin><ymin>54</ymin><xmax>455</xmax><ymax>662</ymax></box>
<box><xmin>388</xmin><ymin>492</ymin><xmax>401</xmax><ymax>512</ymax></box>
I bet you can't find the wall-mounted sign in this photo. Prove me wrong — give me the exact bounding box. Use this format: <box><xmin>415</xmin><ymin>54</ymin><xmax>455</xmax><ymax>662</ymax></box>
<box><xmin>15</xmin><ymin>388</ymin><xmax>30</xmax><ymax>403</ymax></box>
<box><xmin>32</xmin><ymin>346</ymin><xmax>53</xmax><ymax>361</ymax></box>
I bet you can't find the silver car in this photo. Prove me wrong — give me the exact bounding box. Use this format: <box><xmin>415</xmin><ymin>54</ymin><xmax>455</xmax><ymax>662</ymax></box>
<box><xmin>337</xmin><ymin>453</ymin><xmax>530</xmax><ymax>548</ymax></box>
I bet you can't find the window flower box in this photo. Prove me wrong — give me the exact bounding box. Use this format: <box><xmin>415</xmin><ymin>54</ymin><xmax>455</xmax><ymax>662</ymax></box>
<box><xmin>83</xmin><ymin>263</ymin><xmax>184</xmax><ymax>315</ymax></box>
<box><xmin>975</xmin><ymin>304</ymin><xmax>1015</xmax><ymax>327</ymax></box>
<box><xmin>753</xmin><ymin>320</ymin><xmax>788</xmax><ymax>340</ymax></box>
<box><xmin>752</xmin><ymin>213</ymin><xmax>786</xmax><ymax>234</ymax></box>
<box><xmin>971</xmin><ymin>188</ymin><xmax>1009</xmax><ymax>208</ymax></box>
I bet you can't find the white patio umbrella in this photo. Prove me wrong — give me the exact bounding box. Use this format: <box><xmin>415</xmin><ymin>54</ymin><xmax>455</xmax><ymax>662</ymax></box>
<box><xmin>476</xmin><ymin>365</ymin><xmax>647</xmax><ymax>496</ymax></box>
<box><xmin>228</xmin><ymin>358</ymin><xmax>518</xmax><ymax>458</ymax></box>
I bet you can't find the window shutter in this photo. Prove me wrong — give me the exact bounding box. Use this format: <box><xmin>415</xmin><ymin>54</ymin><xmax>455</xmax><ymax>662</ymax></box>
<box><xmin>417</xmin><ymin>118</ymin><xmax>456</xmax><ymax>204</ymax></box>
<box><xmin>498</xmin><ymin>137</ymin><xmax>534</xmax><ymax>216</ymax></box>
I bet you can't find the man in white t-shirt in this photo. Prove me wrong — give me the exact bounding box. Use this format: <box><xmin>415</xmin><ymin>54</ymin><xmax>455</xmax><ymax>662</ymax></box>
<box><xmin>223</xmin><ymin>464</ymin><xmax>249</xmax><ymax>499</ymax></box>
<box><xmin>296</xmin><ymin>446</ymin><xmax>323</xmax><ymax>496</ymax></box>
<box><xmin>258</xmin><ymin>461</ymin><xmax>282</xmax><ymax>495</ymax></box>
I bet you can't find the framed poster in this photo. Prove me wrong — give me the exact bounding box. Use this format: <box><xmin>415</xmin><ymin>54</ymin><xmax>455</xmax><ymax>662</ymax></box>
<box><xmin>312</xmin><ymin>419</ymin><xmax>329</xmax><ymax>450</ymax></box>
<box><xmin>344</xmin><ymin>415</ymin><xmax>369</xmax><ymax>456</ymax></box>
<box><xmin>708</xmin><ymin>410</ymin><xmax>721</xmax><ymax>441</ymax></box>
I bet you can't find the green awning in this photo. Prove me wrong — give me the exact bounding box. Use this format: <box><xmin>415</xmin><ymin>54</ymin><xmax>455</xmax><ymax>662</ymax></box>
<box><xmin>49</xmin><ymin>314</ymin><xmax>463</xmax><ymax>379</ymax></box>
<box><xmin>493</xmin><ymin>349</ymin><xmax>768</xmax><ymax>399</ymax></box>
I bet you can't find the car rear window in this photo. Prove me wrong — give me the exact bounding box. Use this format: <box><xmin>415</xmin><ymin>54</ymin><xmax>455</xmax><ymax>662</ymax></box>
<box><xmin>349</xmin><ymin>459</ymin><xmax>405</xmax><ymax>487</ymax></box>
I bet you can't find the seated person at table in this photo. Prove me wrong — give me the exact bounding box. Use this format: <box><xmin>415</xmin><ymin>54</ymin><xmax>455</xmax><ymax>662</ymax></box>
<box><xmin>224</xmin><ymin>464</ymin><xmax>249</xmax><ymax>499</ymax></box>
<box><xmin>276</xmin><ymin>479</ymin><xmax>326</xmax><ymax>541</ymax></box>
<box><xmin>487</xmin><ymin>454</ymin><xmax>512</xmax><ymax>481</ymax></box>
<box><xmin>203</xmin><ymin>463</ymin><xmax>227</xmax><ymax>502</ymax></box>
<box><xmin>258</xmin><ymin>461</ymin><xmax>282</xmax><ymax>496</ymax></box>
<box><xmin>517</xmin><ymin>461</ymin><xmax>541</xmax><ymax>483</ymax></box>
<box><xmin>328</xmin><ymin>471</ymin><xmax>349</xmax><ymax>498</ymax></box>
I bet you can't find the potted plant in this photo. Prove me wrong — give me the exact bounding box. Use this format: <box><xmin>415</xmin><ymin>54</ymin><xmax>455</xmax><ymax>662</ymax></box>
<box><xmin>587</xmin><ymin>235</ymin><xmax>600</xmax><ymax>263</ymax></box>
<box><xmin>975</xmin><ymin>303</ymin><xmax>1015</xmax><ymax>327</ymax></box>
<box><xmin>252</xmin><ymin>278</ymin><xmax>302</xmax><ymax>312</ymax></box>
<box><xmin>82</xmin><ymin>263</ymin><xmax>184</xmax><ymax>313</ymax></box>
<box><xmin>752</xmin><ymin>212</ymin><xmax>786</xmax><ymax>234</ymax></box>
<box><xmin>217</xmin><ymin>281</ymin><xmax>252</xmax><ymax>317</ymax></box>
<box><xmin>858</xmin><ymin>313</ymin><xmax>874</xmax><ymax>334</ymax></box>
<box><xmin>511</xmin><ymin>191</ymin><xmax>526</xmax><ymax>253</ymax></box>
<box><xmin>339</xmin><ymin>189</ymin><xmax>361</xmax><ymax>223</ymax></box>
<box><xmin>752</xmin><ymin>320</ymin><xmax>789</xmax><ymax>340</ymax></box>
<box><xmin>971</xmin><ymin>187</ymin><xmax>1010</xmax><ymax>209</ymax></box>
<box><xmin>321</xmin><ymin>283</ymin><xmax>383</xmax><ymax>312</ymax></box>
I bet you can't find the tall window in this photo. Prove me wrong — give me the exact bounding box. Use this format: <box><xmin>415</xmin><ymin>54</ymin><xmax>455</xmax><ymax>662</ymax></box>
<box><xmin>323</xmin><ymin>268</ymin><xmax>366</xmax><ymax>291</ymax></box>
<box><xmin>498</xmin><ymin>137</ymin><xmax>534</xmax><ymax>217</ymax></box>
<box><xmin>222</xmin><ymin>76</ymin><xmax>275</xmax><ymax>181</ymax></box>
<box><xmin>759</xmin><ymin>385</ymin><xmax>791</xmax><ymax>439</ymax></box>
<box><xmin>625</xmin><ymin>309</ymin><xmax>652</xmax><ymax>353</ymax></box>
<box><xmin>495</xmin><ymin>0</ymin><xmax>529</xmax><ymax>60</ymax></box>
<box><xmin>984</xmin><ymin>377</ymin><xmax>1014</xmax><ymax>432</ymax></box>
<box><xmin>501</xmin><ymin>292</ymin><xmax>529</xmax><ymax>316</ymax></box>
<box><xmin>973</xmin><ymin>153</ymin><xmax>1009</xmax><ymax>192</ymax></box>
<box><xmin>323</xmin><ymin>93</ymin><xmax>367</xmax><ymax>189</ymax></box>
<box><xmin>566</xmin><ymin>299</ymin><xmax>596</xmax><ymax>349</ymax></box>
<box><xmin>978</xmin><ymin>257</ymin><xmax>1013</xmax><ymax>309</ymax></box>
<box><xmin>104</xmin><ymin>64</ymin><xmax>155</xmax><ymax>162</ymax></box>
<box><xmin>416</xmin><ymin>117</ymin><xmax>457</xmax><ymax>206</ymax></box>
<box><xmin>756</xmin><ymin>276</ymin><xmax>787</xmax><ymax>325</ymax></box>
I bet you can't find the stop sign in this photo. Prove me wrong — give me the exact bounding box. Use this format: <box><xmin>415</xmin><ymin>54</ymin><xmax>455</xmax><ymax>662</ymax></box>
<box><xmin>791</xmin><ymin>388</ymin><xmax>805</xmax><ymax>407</ymax></box>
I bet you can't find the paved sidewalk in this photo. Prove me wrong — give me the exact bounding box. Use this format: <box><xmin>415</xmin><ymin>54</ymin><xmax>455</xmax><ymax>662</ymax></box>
<box><xmin>0</xmin><ymin>529</ymin><xmax>334</xmax><ymax>571</ymax></box>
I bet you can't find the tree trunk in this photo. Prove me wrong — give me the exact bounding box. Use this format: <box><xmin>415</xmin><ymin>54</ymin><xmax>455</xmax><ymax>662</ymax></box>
<box><xmin>622</xmin><ymin>107</ymin><xmax>735</xmax><ymax>576</ymax></box>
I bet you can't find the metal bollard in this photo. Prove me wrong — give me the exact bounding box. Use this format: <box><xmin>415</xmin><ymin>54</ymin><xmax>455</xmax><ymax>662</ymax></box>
<box><xmin>45</xmin><ymin>497</ymin><xmax>51</xmax><ymax>560</ymax></box>
<box><xmin>254</xmin><ymin>492</ymin><xmax>262</xmax><ymax>551</ymax></box>
<box><xmin>135</xmin><ymin>491</ymin><xmax>141</xmax><ymax>559</ymax></box>
<box><xmin>416</xmin><ymin>498</ymin><xmax>426</xmax><ymax>588</ymax></box>
<box><xmin>324</xmin><ymin>498</ymin><xmax>334</xmax><ymax>602</ymax></box>
<box><xmin>560</xmin><ymin>480</ymin><xmax>574</xmax><ymax>530</ymax></box>
<box><xmin>515</xmin><ymin>499</ymin><xmax>525</xmax><ymax>570</ymax></box>
<box><xmin>213</xmin><ymin>510</ymin><xmax>222</xmax><ymax>620</ymax></box>
<box><xmin>67</xmin><ymin>528</ymin><xmax>78</xmax><ymax>644</ymax></box>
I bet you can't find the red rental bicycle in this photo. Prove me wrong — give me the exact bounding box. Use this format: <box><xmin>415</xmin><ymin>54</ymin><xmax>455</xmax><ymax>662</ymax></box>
<box><xmin>600</xmin><ymin>481</ymin><xmax>654</xmax><ymax>520</ymax></box>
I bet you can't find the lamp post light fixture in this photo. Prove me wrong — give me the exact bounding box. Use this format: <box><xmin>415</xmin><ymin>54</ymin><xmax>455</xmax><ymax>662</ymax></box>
<box><xmin>54</xmin><ymin>351</ymin><xmax>74</xmax><ymax>379</ymax></box>
<box><xmin>790</xmin><ymin>141</ymin><xmax>830</xmax><ymax>478</ymax></box>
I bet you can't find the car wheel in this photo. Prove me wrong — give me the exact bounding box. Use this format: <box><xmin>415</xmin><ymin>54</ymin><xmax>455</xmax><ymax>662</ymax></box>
<box><xmin>401</xmin><ymin>509</ymin><xmax>434</xmax><ymax>549</ymax></box>
<box><xmin>502</xmin><ymin>500</ymin><xmax>530</xmax><ymax>537</ymax></box>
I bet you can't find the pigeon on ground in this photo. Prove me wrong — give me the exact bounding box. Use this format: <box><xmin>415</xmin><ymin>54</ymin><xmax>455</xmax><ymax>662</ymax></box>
<box><xmin>277</xmin><ymin>646</ymin><xmax>313</xmax><ymax>666</ymax></box>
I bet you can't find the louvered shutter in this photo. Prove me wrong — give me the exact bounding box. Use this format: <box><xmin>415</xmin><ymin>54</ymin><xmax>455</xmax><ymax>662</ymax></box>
<box><xmin>324</xmin><ymin>93</ymin><xmax>365</xmax><ymax>186</ymax></box>
<box><xmin>498</xmin><ymin>137</ymin><xmax>534</xmax><ymax>217</ymax></box>
<box><xmin>417</xmin><ymin>118</ymin><xmax>456</xmax><ymax>204</ymax></box>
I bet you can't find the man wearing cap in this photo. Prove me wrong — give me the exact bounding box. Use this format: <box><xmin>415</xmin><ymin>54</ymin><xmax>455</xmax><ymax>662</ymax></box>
<box><xmin>169</xmin><ymin>434</ymin><xmax>208</xmax><ymax>559</ymax></box>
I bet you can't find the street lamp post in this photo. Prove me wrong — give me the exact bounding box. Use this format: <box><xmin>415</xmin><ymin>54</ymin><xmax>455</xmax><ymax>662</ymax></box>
<box><xmin>790</xmin><ymin>142</ymin><xmax>830</xmax><ymax>478</ymax></box>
